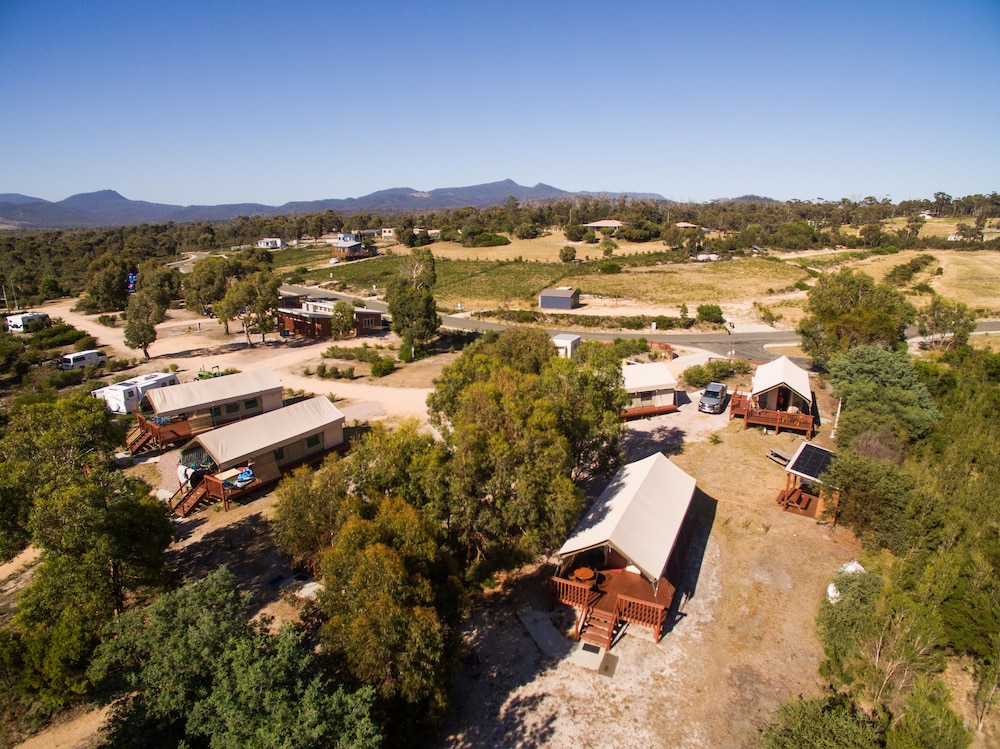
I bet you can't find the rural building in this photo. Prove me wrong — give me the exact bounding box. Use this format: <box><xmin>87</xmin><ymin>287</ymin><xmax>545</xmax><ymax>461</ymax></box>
<box><xmin>172</xmin><ymin>396</ymin><xmax>346</xmax><ymax>516</ymax></box>
<box><xmin>550</xmin><ymin>452</ymin><xmax>697</xmax><ymax>648</ymax></box>
<box><xmin>127</xmin><ymin>369</ymin><xmax>284</xmax><ymax>454</ymax></box>
<box><xmin>621</xmin><ymin>361</ymin><xmax>677</xmax><ymax>418</ymax></box>
<box><xmin>583</xmin><ymin>219</ymin><xmax>624</xmax><ymax>231</ymax></box>
<box><xmin>278</xmin><ymin>299</ymin><xmax>383</xmax><ymax>338</ymax></box>
<box><xmin>330</xmin><ymin>232</ymin><xmax>375</xmax><ymax>260</ymax></box>
<box><xmin>381</xmin><ymin>227</ymin><xmax>395</xmax><ymax>239</ymax></box>
<box><xmin>729</xmin><ymin>355</ymin><xmax>815</xmax><ymax>437</ymax></box>
<box><xmin>776</xmin><ymin>441</ymin><xmax>835</xmax><ymax>519</ymax></box>
<box><xmin>552</xmin><ymin>333</ymin><xmax>581</xmax><ymax>359</ymax></box>
<box><xmin>92</xmin><ymin>372</ymin><xmax>180</xmax><ymax>414</ymax></box>
<box><xmin>538</xmin><ymin>287</ymin><xmax>580</xmax><ymax>310</ymax></box>
<box><xmin>257</xmin><ymin>237</ymin><xmax>285</xmax><ymax>250</ymax></box>
<box><xmin>675</xmin><ymin>221</ymin><xmax>699</xmax><ymax>229</ymax></box>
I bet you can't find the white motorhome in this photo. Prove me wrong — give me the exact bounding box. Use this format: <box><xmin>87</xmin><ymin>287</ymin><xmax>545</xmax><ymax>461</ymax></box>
<box><xmin>61</xmin><ymin>349</ymin><xmax>109</xmax><ymax>371</ymax></box>
<box><xmin>5</xmin><ymin>312</ymin><xmax>50</xmax><ymax>333</ymax></box>
<box><xmin>92</xmin><ymin>372</ymin><xmax>180</xmax><ymax>414</ymax></box>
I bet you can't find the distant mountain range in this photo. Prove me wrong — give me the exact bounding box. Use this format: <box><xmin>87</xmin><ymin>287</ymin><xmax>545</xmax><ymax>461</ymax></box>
<box><xmin>0</xmin><ymin>180</ymin><xmax>676</xmax><ymax>230</ymax></box>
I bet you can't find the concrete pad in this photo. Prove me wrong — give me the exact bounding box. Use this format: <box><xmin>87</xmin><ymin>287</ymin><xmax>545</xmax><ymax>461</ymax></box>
<box><xmin>516</xmin><ymin>608</ymin><xmax>573</xmax><ymax>659</ymax></box>
<box><xmin>566</xmin><ymin>640</ymin><xmax>606</xmax><ymax>670</ymax></box>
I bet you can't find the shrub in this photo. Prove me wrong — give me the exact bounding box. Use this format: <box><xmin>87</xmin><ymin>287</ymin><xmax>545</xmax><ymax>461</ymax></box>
<box><xmin>559</xmin><ymin>246</ymin><xmax>576</xmax><ymax>263</ymax></box>
<box><xmin>315</xmin><ymin>363</ymin><xmax>327</xmax><ymax>378</ymax></box>
<box><xmin>73</xmin><ymin>335</ymin><xmax>98</xmax><ymax>351</ymax></box>
<box><xmin>697</xmin><ymin>304</ymin><xmax>725</xmax><ymax>325</ymax></box>
<box><xmin>107</xmin><ymin>357</ymin><xmax>131</xmax><ymax>372</ymax></box>
<box><xmin>97</xmin><ymin>314</ymin><xmax>118</xmax><ymax>327</ymax></box>
<box><xmin>597</xmin><ymin>260</ymin><xmax>621</xmax><ymax>274</ymax></box>
<box><xmin>467</xmin><ymin>233</ymin><xmax>511</xmax><ymax>248</ymax></box>
<box><xmin>369</xmin><ymin>356</ymin><xmax>395</xmax><ymax>378</ymax></box>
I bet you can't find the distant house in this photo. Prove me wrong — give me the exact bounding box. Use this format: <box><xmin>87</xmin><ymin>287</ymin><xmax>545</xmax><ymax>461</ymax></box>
<box><xmin>331</xmin><ymin>232</ymin><xmax>375</xmax><ymax>260</ymax></box>
<box><xmin>621</xmin><ymin>361</ymin><xmax>677</xmax><ymax>418</ymax></box>
<box><xmin>381</xmin><ymin>227</ymin><xmax>396</xmax><ymax>239</ymax></box>
<box><xmin>675</xmin><ymin>222</ymin><xmax>699</xmax><ymax>229</ymax></box>
<box><xmin>257</xmin><ymin>237</ymin><xmax>285</xmax><ymax>250</ymax></box>
<box><xmin>550</xmin><ymin>452</ymin><xmax>698</xmax><ymax>647</ymax></box>
<box><xmin>583</xmin><ymin>219</ymin><xmax>624</xmax><ymax>231</ymax></box>
<box><xmin>539</xmin><ymin>287</ymin><xmax>580</xmax><ymax>310</ymax></box>
<box><xmin>552</xmin><ymin>333</ymin><xmax>581</xmax><ymax>359</ymax></box>
<box><xmin>278</xmin><ymin>299</ymin><xmax>383</xmax><ymax>338</ymax></box>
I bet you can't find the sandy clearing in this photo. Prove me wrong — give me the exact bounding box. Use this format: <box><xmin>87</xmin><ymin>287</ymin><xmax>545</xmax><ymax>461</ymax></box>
<box><xmin>38</xmin><ymin>297</ymin><xmax>435</xmax><ymax>424</ymax></box>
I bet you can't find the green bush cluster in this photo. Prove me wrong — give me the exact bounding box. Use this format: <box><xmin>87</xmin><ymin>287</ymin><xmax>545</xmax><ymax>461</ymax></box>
<box><xmin>314</xmin><ymin>362</ymin><xmax>354</xmax><ymax>380</ymax></box>
<box><xmin>682</xmin><ymin>358</ymin><xmax>751</xmax><ymax>388</ymax></box>
<box><xmin>322</xmin><ymin>343</ymin><xmax>389</xmax><ymax>364</ymax></box>
<box><xmin>696</xmin><ymin>304</ymin><xmax>725</xmax><ymax>324</ymax></box>
<box><xmin>28</xmin><ymin>323</ymin><xmax>89</xmax><ymax>349</ymax></box>
<box><xmin>885</xmin><ymin>253</ymin><xmax>937</xmax><ymax>287</ymax></box>
<box><xmin>369</xmin><ymin>356</ymin><xmax>395</xmax><ymax>377</ymax></box>
<box><xmin>96</xmin><ymin>314</ymin><xmax>118</xmax><ymax>327</ymax></box>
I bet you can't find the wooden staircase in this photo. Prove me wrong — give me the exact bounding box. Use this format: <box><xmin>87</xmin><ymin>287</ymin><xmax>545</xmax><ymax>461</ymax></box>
<box><xmin>127</xmin><ymin>428</ymin><xmax>155</xmax><ymax>454</ymax></box>
<box><xmin>579</xmin><ymin>607</ymin><xmax>618</xmax><ymax>650</ymax></box>
<box><xmin>173</xmin><ymin>482</ymin><xmax>209</xmax><ymax>517</ymax></box>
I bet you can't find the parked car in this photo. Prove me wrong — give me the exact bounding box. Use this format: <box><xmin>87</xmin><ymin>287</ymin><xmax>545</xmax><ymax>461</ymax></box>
<box><xmin>699</xmin><ymin>382</ymin><xmax>728</xmax><ymax>414</ymax></box>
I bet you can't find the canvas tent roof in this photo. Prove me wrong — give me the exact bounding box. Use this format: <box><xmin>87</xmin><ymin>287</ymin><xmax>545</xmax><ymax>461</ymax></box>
<box><xmin>184</xmin><ymin>396</ymin><xmax>344</xmax><ymax>471</ymax></box>
<box><xmin>750</xmin><ymin>356</ymin><xmax>811</xmax><ymax>402</ymax></box>
<box><xmin>622</xmin><ymin>361</ymin><xmax>677</xmax><ymax>392</ymax></box>
<box><xmin>143</xmin><ymin>370</ymin><xmax>282</xmax><ymax>418</ymax></box>
<box><xmin>558</xmin><ymin>453</ymin><xmax>696</xmax><ymax>583</ymax></box>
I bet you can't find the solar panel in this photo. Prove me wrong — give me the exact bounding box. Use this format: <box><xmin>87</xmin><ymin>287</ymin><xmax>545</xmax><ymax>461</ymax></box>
<box><xmin>788</xmin><ymin>444</ymin><xmax>834</xmax><ymax>482</ymax></box>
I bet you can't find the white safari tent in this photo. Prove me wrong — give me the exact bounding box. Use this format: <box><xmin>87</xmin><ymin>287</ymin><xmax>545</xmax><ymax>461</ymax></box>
<box><xmin>128</xmin><ymin>370</ymin><xmax>285</xmax><ymax>453</ymax></box>
<box><xmin>172</xmin><ymin>397</ymin><xmax>345</xmax><ymax>516</ymax></box>
<box><xmin>551</xmin><ymin>452</ymin><xmax>697</xmax><ymax>646</ymax></box>
<box><xmin>750</xmin><ymin>355</ymin><xmax>812</xmax><ymax>413</ymax></box>
<box><xmin>621</xmin><ymin>361</ymin><xmax>678</xmax><ymax>417</ymax></box>
<box><xmin>142</xmin><ymin>369</ymin><xmax>283</xmax><ymax>421</ymax></box>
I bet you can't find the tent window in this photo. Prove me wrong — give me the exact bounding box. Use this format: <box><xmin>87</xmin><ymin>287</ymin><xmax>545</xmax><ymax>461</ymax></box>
<box><xmin>225</xmin><ymin>403</ymin><xmax>240</xmax><ymax>414</ymax></box>
<box><xmin>274</xmin><ymin>447</ymin><xmax>285</xmax><ymax>461</ymax></box>
<box><xmin>305</xmin><ymin>434</ymin><xmax>320</xmax><ymax>449</ymax></box>
<box><xmin>244</xmin><ymin>398</ymin><xmax>258</xmax><ymax>410</ymax></box>
<box><xmin>210</xmin><ymin>406</ymin><xmax>222</xmax><ymax>417</ymax></box>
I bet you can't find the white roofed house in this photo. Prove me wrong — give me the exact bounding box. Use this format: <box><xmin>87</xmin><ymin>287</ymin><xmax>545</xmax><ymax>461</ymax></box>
<box><xmin>729</xmin><ymin>355</ymin><xmax>816</xmax><ymax>438</ymax></box>
<box><xmin>621</xmin><ymin>361</ymin><xmax>677</xmax><ymax>418</ymax></box>
<box><xmin>127</xmin><ymin>369</ymin><xmax>284</xmax><ymax>454</ymax></box>
<box><xmin>550</xmin><ymin>453</ymin><xmax>698</xmax><ymax>649</ymax></box>
<box><xmin>171</xmin><ymin>396</ymin><xmax>345</xmax><ymax>516</ymax></box>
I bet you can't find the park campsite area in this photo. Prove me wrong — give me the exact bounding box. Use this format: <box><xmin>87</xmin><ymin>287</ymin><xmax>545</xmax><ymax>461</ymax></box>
<box><xmin>4</xmin><ymin>243</ymin><xmax>999</xmax><ymax>748</ymax></box>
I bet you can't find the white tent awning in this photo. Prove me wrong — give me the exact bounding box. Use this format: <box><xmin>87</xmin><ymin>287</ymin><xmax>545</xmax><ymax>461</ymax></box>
<box><xmin>622</xmin><ymin>361</ymin><xmax>677</xmax><ymax>393</ymax></box>
<box><xmin>187</xmin><ymin>396</ymin><xmax>344</xmax><ymax>470</ymax></box>
<box><xmin>144</xmin><ymin>369</ymin><xmax>282</xmax><ymax>418</ymax></box>
<box><xmin>750</xmin><ymin>356</ymin><xmax>811</xmax><ymax>402</ymax></box>
<box><xmin>557</xmin><ymin>453</ymin><xmax>696</xmax><ymax>583</ymax></box>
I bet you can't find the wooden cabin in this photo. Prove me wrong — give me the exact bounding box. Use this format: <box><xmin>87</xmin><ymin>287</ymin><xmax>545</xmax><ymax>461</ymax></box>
<box><xmin>730</xmin><ymin>355</ymin><xmax>815</xmax><ymax>437</ymax></box>
<box><xmin>776</xmin><ymin>441</ymin><xmax>835</xmax><ymax>519</ymax></box>
<box><xmin>550</xmin><ymin>452</ymin><xmax>697</xmax><ymax>649</ymax></box>
<box><xmin>621</xmin><ymin>361</ymin><xmax>678</xmax><ymax>418</ymax></box>
<box><xmin>127</xmin><ymin>370</ymin><xmax>284</xmax><ymax>454</ymax></box>
<box><xmin>171</xmin><ymin>396</ymin><xmax>345</xmax><ymax>516</ymax></box>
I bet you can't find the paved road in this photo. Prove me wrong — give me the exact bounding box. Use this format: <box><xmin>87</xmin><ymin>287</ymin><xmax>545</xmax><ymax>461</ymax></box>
<box><xmin>281</xmin><ymin>285</ymin><xmax>1000</xmax><ymax>363</ymax></box>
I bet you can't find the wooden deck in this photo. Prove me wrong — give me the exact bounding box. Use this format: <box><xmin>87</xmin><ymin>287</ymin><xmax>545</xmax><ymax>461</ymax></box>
<box><xmin>729</xmin><ymin>393</ymin><xmax>814</xmax><ymax>438</ymax></box>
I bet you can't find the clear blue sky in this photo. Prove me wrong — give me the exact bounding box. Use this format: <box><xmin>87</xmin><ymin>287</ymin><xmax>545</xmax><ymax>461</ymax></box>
<box><xmin>2</xmin><ymin>0</ymin><xmax>998</xmax><ymax>206</ymax></box>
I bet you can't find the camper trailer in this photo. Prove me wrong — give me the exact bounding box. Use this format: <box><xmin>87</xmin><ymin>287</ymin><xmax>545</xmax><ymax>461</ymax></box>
<box><xmin>92</xmin><ymin>372</ymin><xmax>180</xmax><ymax>414</ymax></box>
<box><xmin>5</xmin><ymin>312</ymin><xmax>50</xmax><ymax>333</ymax></box>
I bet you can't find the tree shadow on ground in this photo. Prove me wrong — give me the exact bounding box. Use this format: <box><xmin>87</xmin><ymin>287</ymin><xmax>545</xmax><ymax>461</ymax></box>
<box><xmin>620</xmin><ymin>422</ymin><xmax>686</xmax><ymax>459</ymax></box>
<box><xmin>432</xmin><ymin>565</ymin><xmax>562</xmax><ymax>748</ymax></box>
<box><xmin>166</xmin><ymin>510</ymin><xmax>291</xmax><ymax>610</ymax></box>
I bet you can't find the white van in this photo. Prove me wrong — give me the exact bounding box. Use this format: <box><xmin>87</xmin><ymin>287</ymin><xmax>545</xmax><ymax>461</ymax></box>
<box><xmin>61</xmin><ymin>349</ymin><xmax>109</xmax><ymax>370</ymax></box>
<box><xmin>92</xmin><ymin>372</ymin><xmax>180</xmax><ymax>414</ymax></box>
<box><xmin>6</xmin><ymin>312</ymin><xmax>51</xmax><ymax>333</ymax></box>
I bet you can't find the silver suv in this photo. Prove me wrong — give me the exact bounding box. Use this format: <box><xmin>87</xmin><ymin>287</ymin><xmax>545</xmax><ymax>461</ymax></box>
<box><xmin>698</xmin><ymin>382</ymin><xmax>728</xmax><ymax>414</ymax></box>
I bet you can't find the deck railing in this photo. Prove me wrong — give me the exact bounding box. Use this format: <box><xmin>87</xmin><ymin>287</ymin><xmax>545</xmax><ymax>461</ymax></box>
<box><xmin>549</xmin><ymin>576</ymin><xmax>594</xmax><ymax>610</ymax></box>
<box><xmin>729</xmin><ymin>393</ymin><xmax>813</xmax><ymax>437</ymax></box>
<box><xmin>615</xmin><ymin>595</ymin><xmax>668</xmax><ymax>643</ymax></box>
